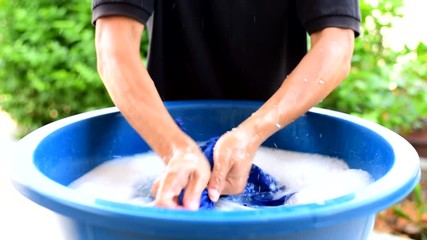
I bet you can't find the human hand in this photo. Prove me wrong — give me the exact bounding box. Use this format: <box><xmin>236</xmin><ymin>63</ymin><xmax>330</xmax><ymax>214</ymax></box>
<box><xmin>151</xmin><ymin>144</ymin><xmax>211</xmax><ymax>210</ymax></box>
<box><xmin>207</xmin><ymin>128</ymin><xmax>259</xmax><ymax>202</ymax></box>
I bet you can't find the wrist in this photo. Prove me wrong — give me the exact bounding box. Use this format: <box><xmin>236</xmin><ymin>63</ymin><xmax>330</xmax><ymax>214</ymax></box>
<box><xmin>157</xmin><ymin>130</ymin><xmax>200</xmax><ymax>164</ymax></box>
<box><xmin>233</xmin><ymin>123</ymin><xmax>265</xmax><ymax>149</ymax></box>
<box><xmin>238</xmin><ymin>109</ymin><xmax>282</xmax><ymax>146</ymax></box>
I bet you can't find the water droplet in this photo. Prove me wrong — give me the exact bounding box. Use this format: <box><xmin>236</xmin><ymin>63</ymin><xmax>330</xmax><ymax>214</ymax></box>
<box><xmin>318</xmin><ymin>79</ymin><xmax>325</xmax><ymax>84</ymax></box>
<box><xmin>275</xmin><ymin>123</ymin><xmax>282</xmax><ymax>128</ymax></box>
<box><xmin>303</xmin><ymin>78</ymin><xmax>308</xmax><ymax>83</ymax></box>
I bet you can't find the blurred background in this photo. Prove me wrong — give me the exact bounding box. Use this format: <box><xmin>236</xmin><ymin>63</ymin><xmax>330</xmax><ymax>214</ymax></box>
<box><xmin>0</xmin><ymin>0</ymin><xmax>426</xmax><ymax>239</ymax></box>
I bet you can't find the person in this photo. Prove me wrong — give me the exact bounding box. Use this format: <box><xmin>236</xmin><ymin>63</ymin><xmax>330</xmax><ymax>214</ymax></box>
<box><xmin>91</xmin><ymin>0</ymin><xmax>360</xmax><ymax>210</ymax></box>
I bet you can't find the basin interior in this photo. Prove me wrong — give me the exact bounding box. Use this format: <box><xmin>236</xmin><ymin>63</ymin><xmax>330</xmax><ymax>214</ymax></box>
<box><xmin>33</xmin><ymin>103</ymin><xmax>394</xmax><ymax>189</ymax></box>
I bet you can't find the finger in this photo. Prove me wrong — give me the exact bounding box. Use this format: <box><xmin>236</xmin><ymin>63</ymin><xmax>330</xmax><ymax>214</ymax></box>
<box><xmin>154</xmin><ymin>191</ymin><xmax>180</xmax><ymax>209</ymax></box>
<box><xmin>207</xmin><ymin>172</ymin><xmax>223</xmax><ymax>202</ymax></box>
<box><xmin>219</xmin><ymin>169</ymin><xmax>247</xmax><ymax>195</ymax></box>
<box><xmin>154</xmin><ymin>169</ymin><xmax>189</xmax><ymax>208</ymax></box>
<box><xmin>207</xmin><ymin>148</ymin><xmax>230</xmax><ymax>201</ymax></box>
<box><xmin>183</xmin><ymin>170</ymin><xmax>210</xmax><ymax>210</ymax></box>
<box><xmin>207</xmin><ymin>142</ymin><xmax>233</xmax><ymax>201</ymax></box>
<box><xmin>214</xmin><ymin>157</ymin><xmax>253</xmax><ymax>195</ymax></box>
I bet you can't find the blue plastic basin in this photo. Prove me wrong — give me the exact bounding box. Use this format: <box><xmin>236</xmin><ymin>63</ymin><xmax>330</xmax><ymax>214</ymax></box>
<box><xmin>11</xmin><ymin>101</ymin><xmax>421</xmax><ymax>240</ymax></box>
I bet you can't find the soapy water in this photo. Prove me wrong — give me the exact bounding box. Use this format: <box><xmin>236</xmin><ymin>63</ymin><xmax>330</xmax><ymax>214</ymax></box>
<box><xmin>69</xmin><ymin>147</ymin><xmax>373</xmax><ymax>210</ymax></box>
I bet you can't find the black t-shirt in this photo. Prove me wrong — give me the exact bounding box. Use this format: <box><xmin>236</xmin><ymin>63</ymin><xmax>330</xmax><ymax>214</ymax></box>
<box><xmin>92</xmin><ymin>0</ymin><xmax>360</xmax><ymax>101</ymax></box>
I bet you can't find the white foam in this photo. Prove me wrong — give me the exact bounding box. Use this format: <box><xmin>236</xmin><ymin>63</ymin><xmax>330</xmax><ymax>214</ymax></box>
<box><xmin>252</xmin><ymin>148</ymin><xmax>373</xmax><ymax>205</ymax></box>
<box><xmin>69</xmin><ymin>153</ymin><xmax>164</xmax><ymax>205</ymax></box>
<box><xmin>69</xmin><ymin>147</ymin><xmax>373</xmax><ymax>209</ymax></box>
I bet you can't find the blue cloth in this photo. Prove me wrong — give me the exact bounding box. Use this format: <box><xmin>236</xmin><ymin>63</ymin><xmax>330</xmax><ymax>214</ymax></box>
<box><xmin>178</xmin><ymin>136</ymin><xmax>295</xmax><ymax>209</ymax></box>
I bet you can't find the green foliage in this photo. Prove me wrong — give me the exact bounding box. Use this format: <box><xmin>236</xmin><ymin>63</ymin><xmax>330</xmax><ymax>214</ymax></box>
<box><xmin>1</xmin><ymin>0</ymin><xmax>425</xmax><ymax>136</ymax></box>
<box><xmin>0</xmin><ymin>0</ymin><xmax>113</xmax><ymax>135</ymax></box>
<box><xmin>391</xmin><ymin>183</ymin><xmax>427</xmax><ymax>238</ymax></box>
<box><xmin>318</xmin><ymin>0</ymin><xmax>427</xmax><ymax>133</ymax></box>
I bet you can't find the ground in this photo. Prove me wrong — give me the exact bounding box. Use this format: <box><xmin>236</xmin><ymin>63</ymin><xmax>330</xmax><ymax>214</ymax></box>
<box><xmin>374</xmin><ymin>166</ymin><xmax>427</xmax><ymax>240</ymax></box>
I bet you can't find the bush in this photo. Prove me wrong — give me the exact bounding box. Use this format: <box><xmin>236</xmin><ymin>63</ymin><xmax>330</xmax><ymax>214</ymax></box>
<box><xmin>0</xmin><ymin>0</ymin><xmax>112</xmax><ymax>135</ymax></box>
<box><xmin>318</xmin><ymin>0</ymin><xmax>427</xmax><ymax>133</ymax></box>
<box><xmin>1</xmin><ymin>0</ymin><xmax>425</xmax><ymax>136</ymax></box>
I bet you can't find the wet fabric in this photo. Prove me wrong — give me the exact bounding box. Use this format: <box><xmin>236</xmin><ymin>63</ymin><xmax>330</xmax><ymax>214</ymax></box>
<box><xmin>178</xmin><ymin>137</ymin><xmax>295</xmax><ymax>209</ymax></box>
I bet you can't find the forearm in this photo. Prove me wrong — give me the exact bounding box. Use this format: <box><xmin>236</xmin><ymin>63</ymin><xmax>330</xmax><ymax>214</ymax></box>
<box><xmin>238</xmin><ymin>28</ymin><xmax>355</xmax><ymax>146</ymax></box>
<box><xmin>95</xmin><ymin>17</ymin><xmax>196</xmax><ymax>161</ymax></box>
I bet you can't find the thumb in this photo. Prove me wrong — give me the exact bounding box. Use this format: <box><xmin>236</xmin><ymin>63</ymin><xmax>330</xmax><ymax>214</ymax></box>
<box><xmin>207</xmin><ymin>161</ymin><xmax>228</xmax><ymax>202</ymax></box>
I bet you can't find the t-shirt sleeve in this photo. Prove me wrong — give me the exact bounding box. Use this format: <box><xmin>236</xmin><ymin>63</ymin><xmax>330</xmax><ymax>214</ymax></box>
<box><xmin>297</xmin><ymin>0</ymin><xmax>361</xmax><ymax>37</ymax></box>
<box><xmin>91</xmin><ymin>0</ymin><xmax>155</xmax><ymax>25</ymax></box>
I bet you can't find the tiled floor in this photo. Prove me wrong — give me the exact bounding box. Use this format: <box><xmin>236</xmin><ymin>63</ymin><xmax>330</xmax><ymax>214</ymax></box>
<box><xmin>0</xmin><ymin>110</ymin><xmax>414</xmax><ymax>240</ymax></box>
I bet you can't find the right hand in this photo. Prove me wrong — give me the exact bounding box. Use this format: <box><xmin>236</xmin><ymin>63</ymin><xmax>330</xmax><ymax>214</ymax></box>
<box><xmin>151</xmin><ymin>143</ymin><xmax>212</xmax><ymax>210</ymax></box>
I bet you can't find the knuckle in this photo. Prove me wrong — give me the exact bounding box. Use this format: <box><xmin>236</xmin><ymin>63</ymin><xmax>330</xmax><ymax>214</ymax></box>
<box><xmin>211</xmin><ymin>172</ymin><xmax>225</xmax><ymax>186</ymax></box>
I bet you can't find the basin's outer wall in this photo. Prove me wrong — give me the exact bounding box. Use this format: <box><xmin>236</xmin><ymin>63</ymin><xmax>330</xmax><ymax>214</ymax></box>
<box><xmin>58</xmin><ymin>214</ymin><xmax>375</xmax><ymax>240</ymax></box>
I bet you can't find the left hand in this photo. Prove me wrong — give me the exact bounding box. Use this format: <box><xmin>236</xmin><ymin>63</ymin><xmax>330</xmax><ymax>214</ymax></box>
<box><xmin>207</xmin><ymin>128</ymin><xmax>259</xmax><ymax>201</ymax></box>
